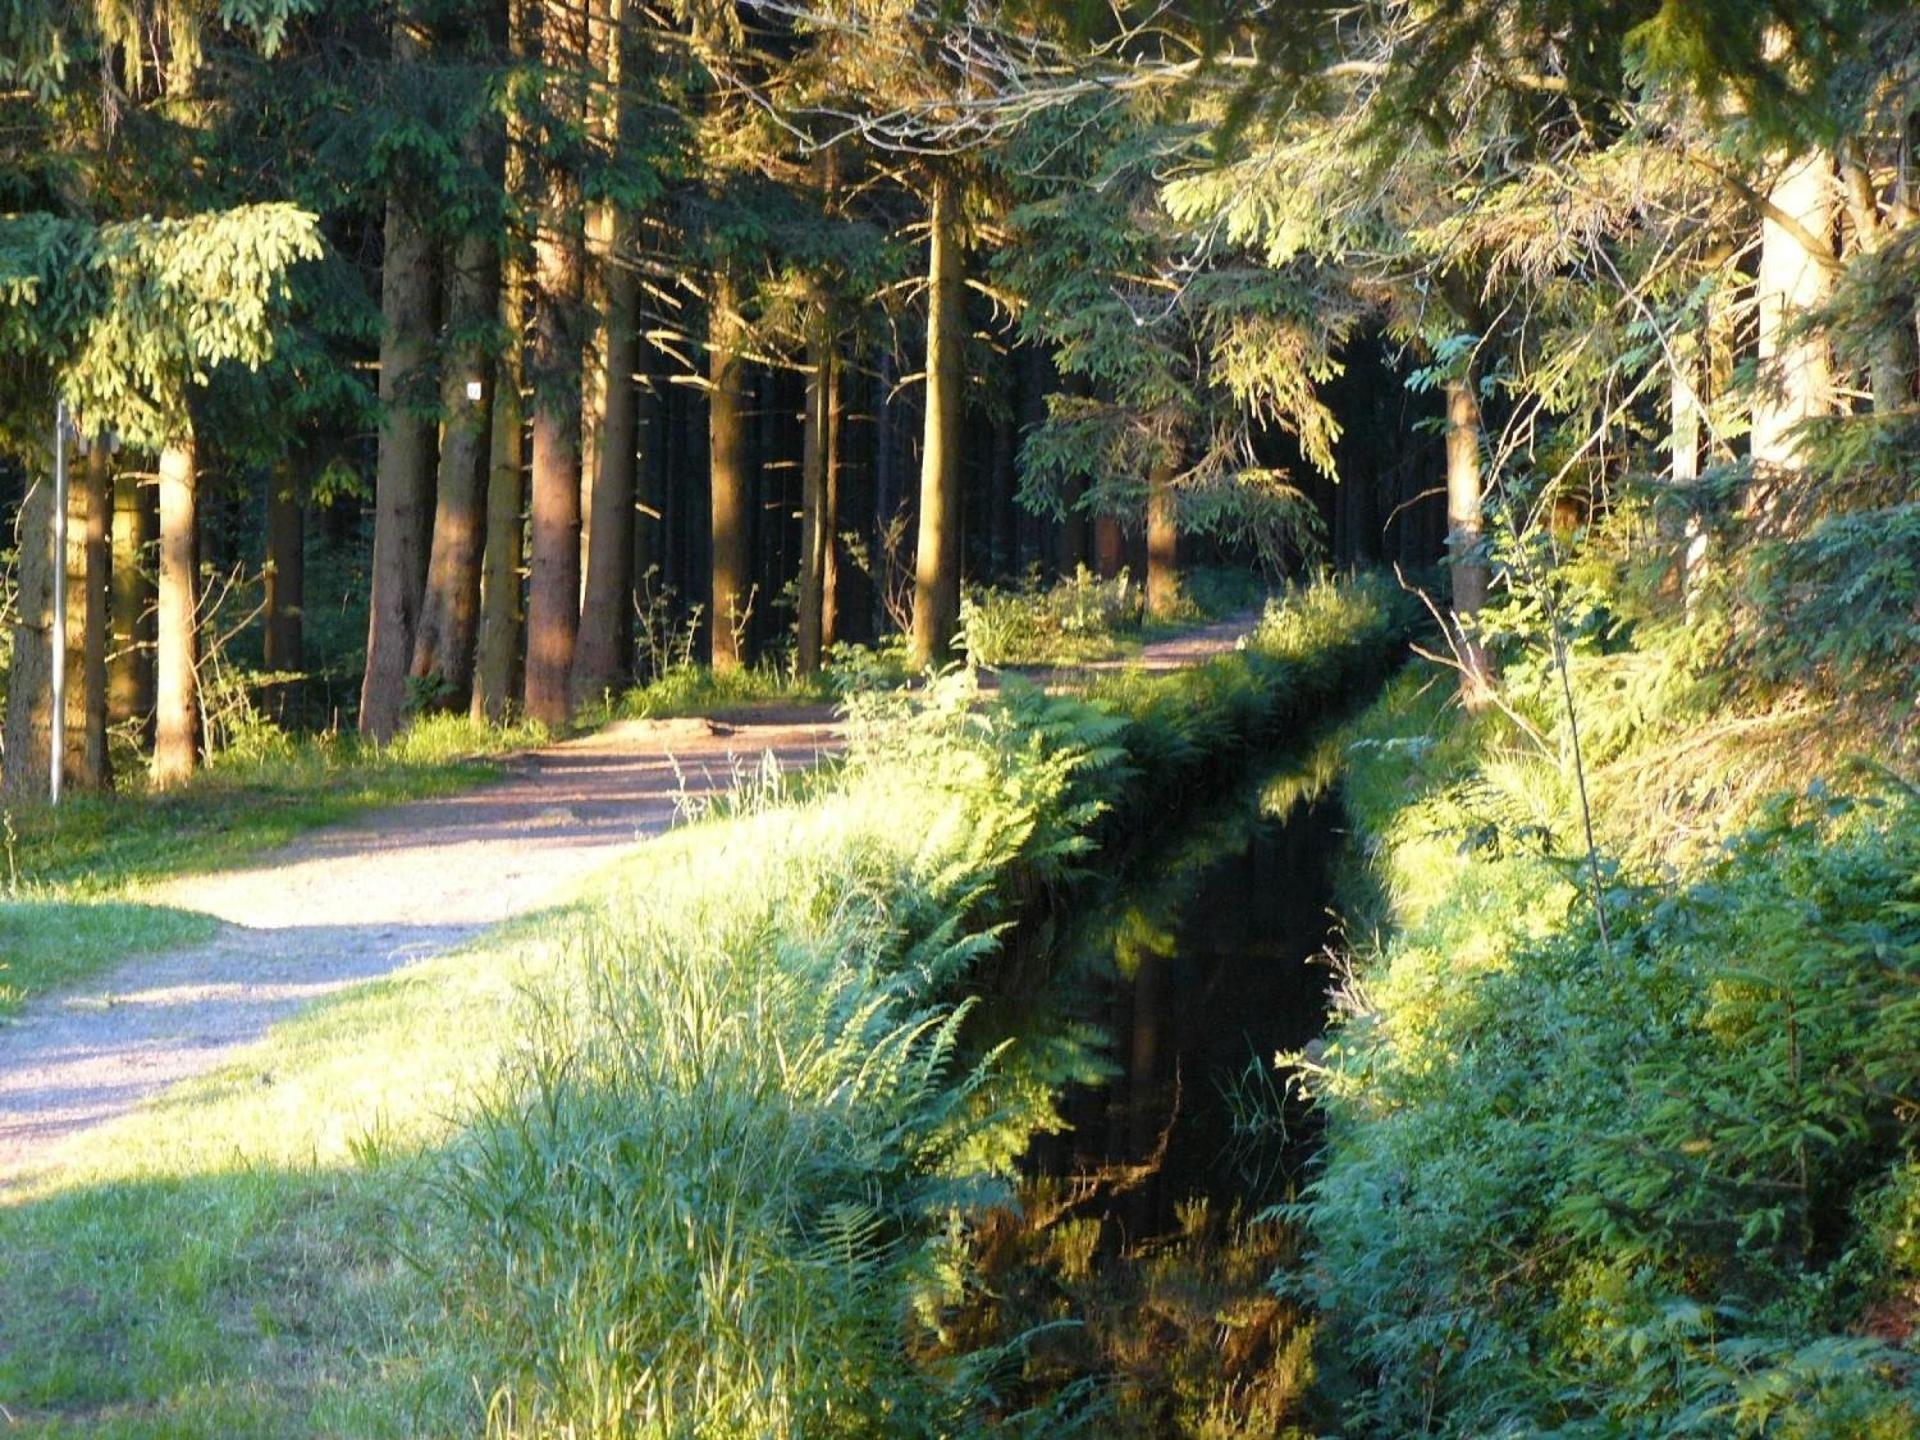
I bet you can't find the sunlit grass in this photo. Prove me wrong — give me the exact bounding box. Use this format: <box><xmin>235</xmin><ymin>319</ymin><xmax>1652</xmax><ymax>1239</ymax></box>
<box><xmin>0</xmin><ymin>579</ymin><xmax>1414</xmax><ymax>1438</ymax></box>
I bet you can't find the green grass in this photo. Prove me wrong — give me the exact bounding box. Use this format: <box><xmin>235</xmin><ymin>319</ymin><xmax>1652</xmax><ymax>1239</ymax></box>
<box><xmin>0</xmin><ymin>712</ymin><xmax>546</xmax><ymax>1015</ymax></box>
<box><xmin>962</xmin><ymin>564</ymin><xmax>1270</xmax><ymax>668</ymax></box>
<box><xmin>613</xmin><ymin>663</ymin><xmax>829</xmax><ymax>717</ymax></box>
<box><xmin>0</xmin><ymin>578</ymin><xmax>1413</xmax><ymax>1440</ymax></box>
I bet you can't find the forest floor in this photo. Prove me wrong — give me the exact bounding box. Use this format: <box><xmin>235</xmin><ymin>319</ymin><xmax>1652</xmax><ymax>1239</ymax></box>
<box><xmin>0</xmin><ymin>610</ymin><xmax>1263</xmax><ymax>1195</ymax></box>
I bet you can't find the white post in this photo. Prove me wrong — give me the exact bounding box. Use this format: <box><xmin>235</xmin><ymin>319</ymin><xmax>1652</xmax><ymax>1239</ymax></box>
<box><xmin>51</xmin><ymin>400</ymin><xmax>68</xmax><ymax>806</ymax></box>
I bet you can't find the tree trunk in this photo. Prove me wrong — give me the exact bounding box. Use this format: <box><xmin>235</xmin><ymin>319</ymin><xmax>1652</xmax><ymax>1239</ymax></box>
<box><xmin>823</xmin><ymin>342</ymin><xmax>842</xmax><ymax>651</ymax></box>
<box><xmin>1145</xmin><ymin>441</ymin><xmax>1180</xmax><ymax>621</ymax></box>
<box><xmin>709</xmin><ymin>268</ymin><xmax>750</xmax><ymax>671</ymax></box>
<box><xmin>1093</xmin><ymin>515</ymin><xmax>1124</xmax><ymax>579</ymax></box>
<box><xmin>360</xmin><ymin>146</ymin><xmax>439</xmax><ymax>741</ymax></box>
<box><xmin>473</xmin><ymin>1</ymin><xmax>530</xmax><ymax>726</ymax></box>
<box><xmin>79</xmin><ymin>445</ymin><xmax>111</xmax><ymax>788</ymax></box>
<box><xmin>3</xmin><ymin>470</ymin><xmax>56</xmax><ymax>798</ymax></box>
<box><xmin>264</xmin><ymin>458</ymin><xmax>304</xmax><ymax>726</ymax></box>
<box><xmin>572</xmin><ymin>236</ymin><xmax>638</xmax><ymax>700</ymax></box>
<box><xmin>797</xmin><ymin>292</ymin><xmax>833</xmax><ymax>675</ymax></box>
<box><xmin>153</xmin><ymin>434</ymin><xmax>198</xmax><ymax>785</ymax></box>
<box><xmin>411</xmin><ymin>225</ymin><xmax>497</xmax><ymax>708</ymax></box>
<box><xmin>523</xmin><ymin>0</ymin><xmax>588</xmax><ymax>727</ymax></box>
<box><xmin>1444</xmin><ymin>377</ymin><xmax>1492</xmax><ymax>707</ymax></box>
<box><xmin>1750</xmin><ymin>149</ymin><xmax>1835</xmax><ymax>474</ymax></box>
<box><xmin>574</xmin><ymin>25</ymin><xmax>640</xmax><ymax>705</ymax></box>
<box><xmin>1837</xmin><ymin>138</ymin><xmax>1916</xmax><ymax>412</ymax></box>
<box><xmin>473</xmin><ymin>260</ymin><xmax>527</xmax><ymax>725</ymax></box>
<box><xmin>109</xmin><ymin>462</ymin><xmax>156</xmax><ymax>739</ymax></box>
<box><xmin>909</xmin><ymin>169</ymin><xmax>965</xmax><ymax>669</ymax></box>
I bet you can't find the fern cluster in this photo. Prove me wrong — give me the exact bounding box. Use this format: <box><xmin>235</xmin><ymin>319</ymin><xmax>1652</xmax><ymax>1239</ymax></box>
<box><xmin>439</xmin><ymin>578</ymin><xmax>1410</xmax><ymax>1438</ymax></box>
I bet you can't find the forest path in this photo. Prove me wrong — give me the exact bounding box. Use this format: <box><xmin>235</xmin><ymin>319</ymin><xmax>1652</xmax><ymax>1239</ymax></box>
<box><xmin>0</xmin><ymin>613</ymin><xmax>1264</xmax><ymax>1191</ymax></box>
<box><xmin>0</xmin><ymin>712</ymin><xmax>837</xmax><ymax>1189</ymax></box>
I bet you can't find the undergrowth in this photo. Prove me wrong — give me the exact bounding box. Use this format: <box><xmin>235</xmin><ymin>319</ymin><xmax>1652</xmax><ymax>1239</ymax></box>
<box><xmin>1299</xmin><ymin>509</ymin><xmax>1920</xmax><ymax>1437</ymax></box>
<box><xmin>436</xmin><ymin>577</ymin><xmax>1410</xmax><ymax>1439</ymax></box>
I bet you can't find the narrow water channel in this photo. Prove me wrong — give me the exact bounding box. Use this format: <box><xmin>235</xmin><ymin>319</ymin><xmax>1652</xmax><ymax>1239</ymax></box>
<box><xmin>1050</xmin><ymin>787</ymin><xmax>1339</xmax><ymax>1241</ymax></box>
<box><xmin>965</xmin><ymin>750</ymin><xmax>1347</xmax><ymax>1437</ymax></box>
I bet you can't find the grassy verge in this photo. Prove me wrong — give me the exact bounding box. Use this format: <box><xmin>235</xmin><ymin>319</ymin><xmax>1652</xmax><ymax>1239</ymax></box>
<box><xmin>962</xmin><ymin>564</ymin><xmax>1269</xmax><ymax>667</ymax></box>
<box><xmin>0</xmin><ymin>577</ymin><xmax>1410</xmax><ymax>1439</ymax></box>
<box><xmin>1297</xmin><ymin>559</ymin><xmax>1920</xmax><ymax>1435</ymax></box>
<box><xmin>0</xmin><ymin>712</ymin><xmax>545</xmax><ymax>1016</ymax></box>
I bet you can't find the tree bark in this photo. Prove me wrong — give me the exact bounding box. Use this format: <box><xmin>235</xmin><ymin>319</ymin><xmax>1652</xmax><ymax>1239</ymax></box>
<box><xmin>572</xmin><ymin>233</ymin><xmax>638</xmax><ymax>700</ymax></box>
<box><xmin>1836</xmin><ymin>138</ymin><xmax>1916</xmax><ymax>412</ymax></box>
<box><xmin>152</xmin><ymin>434</ymin><xmax>198</xmax><ymax>785</ymax></box>
<box><xmin>3</xmin><ymin>470</ymin><xmax>56</xmax><ymax>798</ymax></box>
<box><xmin>909</xmin><ymin>169</ymin><xmax>965</xmax><ymax>669</ymax></box>
<box><xmin>1145</xmin><ymin>438</ymin><xmax>1180</xmax><ymax>621</ymax></box>
<box><xmin>573</xmin><ymin>8</ymin><xmax>640</xmax><ymax>704</ymax></box>
<box><xmin>708</xmin><ymin>267</ymin><xmax>750</xmax><ymax>671</ymax></box>
<box><xmin>473</xmin><ymin>260</ymin><xmax>527</xmax><ymax>725</ymax></box>
<box><xmin>1093</xmin><ymin>514</ymin><xmax>1124</xmax><ymax>579</ymax></box>
<box><xmin>109</xmin><ymin>462</ymin><xmax>156</xmax><ymax>739</ymax></box>
<box><xmin>823</xmin><ymin>341</ymin><xmax>842</xmax><ymax>651</ymax></box>
<box><xmin>411</xmin><ymin>225</ymin><xmax>497</xmax><ymax>708</ymax></box>
<box><xmin>1444</xmin><ymin>377</ymin><xmax>1492</xmax><ymax>707</ymax></box>
<box><xmin>360</xmin><ymin>93</ymin><xmax>439</xmax><ymax>742</ymax></box>
<box><xmin>473</xmin><ymin>0</ymin><xmax>530</xmax><ymax>726</ymax></box>
<box><xmin>523</xmin><ymin>0</ymin><xmax>588</xmax><ymax>726</ymax></box>
<box><xmin>1750</xmin><ymin>149</ymin><xmax>1835</xmax><ymax>473</ymax></box>
<box><xmin>797</xmin><ymin>291</ymin><xmax>833</xmax><ymax>674</ymax></box>
<box><xmin>79</xmin><ymin>445</ymin><xmax>111</xmax><ymax>788</ymax></box>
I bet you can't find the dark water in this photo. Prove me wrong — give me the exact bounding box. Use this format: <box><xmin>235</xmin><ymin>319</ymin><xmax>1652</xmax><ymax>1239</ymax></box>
<box><xmin>1028</xmin><ymin>772</ymin><xmax>1341</xmax><ymax>1240</ymax></box>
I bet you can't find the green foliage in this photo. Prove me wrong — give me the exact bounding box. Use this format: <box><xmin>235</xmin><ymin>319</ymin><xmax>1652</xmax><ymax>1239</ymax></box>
<box><xmin>439</xmin><ymin>580</ymin><xmax>1411</xmax><ymax>1438</ymax></box>
<box><xmin>0</xmin><ymin>205</ymin><xmax>322</xmax><ymax>446</ymax></box>
<box><xmin>1305</xmin><ymin>775</ymin><xmax>1920</xmax><ymax>1436</ymax></box>
<box><xmin>1300</xmin><ymin>535</ymin><xmax>1920</xmax><ymax>1436</ymax></box>
<box><xmin>961</xmin><ymin>567</ymin><xmax>1145</xmax><ymax>666</ymax></box>
<box><xmin>1737</xmin><ymin>501</ymin><xmax>1920</xmax><ymax>704</ymax></box>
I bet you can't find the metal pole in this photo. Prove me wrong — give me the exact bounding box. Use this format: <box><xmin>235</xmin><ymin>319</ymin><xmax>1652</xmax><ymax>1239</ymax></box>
<box><xmin>50</xmin><ymin>400</ymin><xmax>68</xmax><ymax>806</ymax></box>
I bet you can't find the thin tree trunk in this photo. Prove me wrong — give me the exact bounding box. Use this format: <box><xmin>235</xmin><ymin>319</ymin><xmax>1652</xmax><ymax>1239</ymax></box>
<box><xmin>910</xmin><ymin>169</ymin><xmax>965</xmax><ymax>668</ymax></box>
<box><xmin>473</xmin><ymin>0</ymin><xmax>530</xmax><ymax>725</ymax></box>
<box><xmin>1444</xmin><ymin>377</ymin><xmax>1492</xmax><ymax>707</ymax></box>
<box><xmin>264</xmin><ymin>457</ymin><xmax>305</xmax><ymax>726</ymax></box>
<box><xmin>109</xmin><ymin>463</ymin><xmax>156</xmax><ymax>739</ymax></box>
<box><xmin>153</xmin><ymin>434</ymin><xmax>198</xmax><ymax>785</ymax></box>
<box><xmin>1837</xmin><ymin>138</ymin><xmax>1916</xmax><ymax>411</ymax></box>
<box><xmin>822</xmin><ymin>342</ymin><xmax>842</xmax><ymax>650</ymax></box>
<box><xmin>3</xmin><ymin>471</ymin><xmax>56</xmax><ymax>797</ymax></box>
<box><xmin>411</xmin><ymin>225</ymin><xmax>497</xmax><ymax>707</ymax></box>
<box><xmin>797</xmin><ymin>289</ymin><xmax>832</xmax><ymax>674</ymax></box>
<box><xmin>1145</xmin><ymin>436</ymin><xmax>1179</xmax><ymax>621</ymax></box>
<box><xmin>1093</xmin><ymin>515</ymin><xmax>1124</xmax><ymax>579</ymax></box>
<box><xmin>360</xmin><ymin>52</ymin><xmax>439</xmax><ymax>742</ymax></box>
<box><xmin>1666</xmin><ymin>330</ymin><xmax>1711</xmax><ymax>603</ymax></box>
<box><xmin>473</xmin><ymin>262</ymin><xmax>527</xmax><ymax>724</ymax></box>
<box><xmin>1750</xmin><ymin>148</ymin><xmax>1835</xmax><ymax>474</ymax></box>
<box><xmin>574</xmin><ymin>1</ymin><xmax>640</xmax><ymax>704</ymax></box>
<box><xmin>79</xmin><ymin>445</ymin><xmax>111</xmax><ymax>787</ymax></box>
<box><xmin>709</xmin><ymin>268</ymin><xmax>750</xmax><ymax>671</ymax></box>
<box><xmin>523</xmin><ymin>0</ymin><xmax>588</xmax><ymax>726</ymax></box>
<box><xmin>573</xmin><ymin>231</ymin><xmax>638</xmax><ymax>700</ymax></box>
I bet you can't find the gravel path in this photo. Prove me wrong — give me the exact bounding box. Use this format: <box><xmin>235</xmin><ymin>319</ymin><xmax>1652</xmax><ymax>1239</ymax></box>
<box><xmin>0</xmin><ymin>614</ymin><xmax>1266</xmax><ymax>1191</ymax></box>
<box><xmin>0</xmin><ymin>713</ymin><xmax>837</xmax><ymax>1189</ymax></box>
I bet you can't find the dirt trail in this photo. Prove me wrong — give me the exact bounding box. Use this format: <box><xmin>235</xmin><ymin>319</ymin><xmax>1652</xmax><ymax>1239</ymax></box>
<box><xmin>0</xmin><ymin>615</ymin><xmax>1265</xmax><ymax>1190</ymax></box>
<box><xmin>0</xmin><ymin>714</ymin><xmax>835</xmax><ymax>1188</ymax></box>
